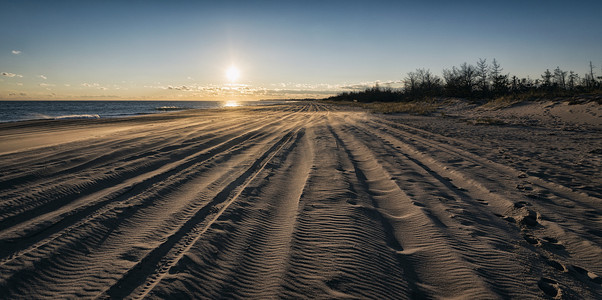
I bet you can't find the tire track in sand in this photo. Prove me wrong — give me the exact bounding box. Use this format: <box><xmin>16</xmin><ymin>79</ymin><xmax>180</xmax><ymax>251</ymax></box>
<box><xmin>149</xmin><ymin>118</ymin><xmax>316</xmax><ymax>299</ymax></box>
<box><xmin>327</xmin><ymin>114</ymin><xmax>496</xmax><ymax>299</ymax></box>
<box><xmin>100</xmin><ymin>111</ymin><xmax>314</xmax><ymax>299</ymax></box>
<box><xmin>2</xmin><ymin>103</ymin><xmax>598</xmax><ymax>299</ymax></box>
<box><xmin>0</xmin><ymin>108</ymin><xmax>286</xmax><ymax>227</ymax></box>
<box><xmin>0</xmin><ymin>108</ymin><xmax>309</xmax><ymax>298</ymax></box>
<box><xmin>0</xmin><ymin>121</ymin><xmax>290</xmax><ymax>267</ymax></box>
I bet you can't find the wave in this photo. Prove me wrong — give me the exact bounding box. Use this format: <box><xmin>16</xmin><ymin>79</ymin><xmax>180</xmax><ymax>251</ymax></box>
<box><xmin>53</xmin><ymin>114</ymin><xmax>101</xmax><ymax>120</ymax></box>
<box><xmin>28</xmin><ymin>113</ymin><xmax>101</xmax><ymax>120</ymax></box>
<box><xmin>155</xmin><ymin>106</ymin><xmax>189</xmax><ymax>111</ymax></box>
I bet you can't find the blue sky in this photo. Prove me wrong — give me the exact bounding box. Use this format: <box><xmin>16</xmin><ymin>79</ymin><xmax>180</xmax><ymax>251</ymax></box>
<box><xmin>1</xmin><ymin>0</ymin><xmax>601</xmax><ymax>100</ymax></box>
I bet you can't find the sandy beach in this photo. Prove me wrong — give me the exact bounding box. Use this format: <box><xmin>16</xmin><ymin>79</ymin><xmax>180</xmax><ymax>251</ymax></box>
<box><xmin>0</xmin><ymin>102</ymin><xmax>600</xmax><ymax>299</ymax></box>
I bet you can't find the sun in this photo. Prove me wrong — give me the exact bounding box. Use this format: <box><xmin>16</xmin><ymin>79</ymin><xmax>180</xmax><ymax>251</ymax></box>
<box><xmin>226</xmin><ymin>65</ymin><xmax>240</xmax><ymax>82</ymax></box>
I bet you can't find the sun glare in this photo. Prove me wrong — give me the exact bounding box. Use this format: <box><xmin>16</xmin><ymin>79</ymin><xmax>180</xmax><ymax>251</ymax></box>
<box><xmin>226</xmin><ymin>66</ymin><xmax>240</xmax><ymax>82</ymax></box>
<box><xmin>223</xmin><ymin>101</ymin><xmax>240</xmax><ymax>107</ymax></box>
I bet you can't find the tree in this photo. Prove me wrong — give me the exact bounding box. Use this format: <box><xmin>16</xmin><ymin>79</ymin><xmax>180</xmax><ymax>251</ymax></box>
<box><xmin>541</xmin><ymin>69</ymin><xmax>553</xmax><ymax>89</ymax></box>
<box><xmin>417</xmin><ymin>68</ymin><xmax>441</xmax><ymax>91</ymax></box>
<box><xmin>490</xmin><ymin>59</ymin><xmax>502</xmax><ymax>79</ymax></box>
<box><xmin>510</xmin><ymin>76</ymin><xmax>518</xmax><ymax>92</ymax></box>
<box><xmin>568</xmin><ymin>71</ymin><xmax>579</xmax><ymax>90</ymax></box>
<box><xmin>403</xmin><ymin>71</ymin><xmax>419</xmax><ymax>93</ymax></box>
<box><xmin>459</xmin><ymin>63</ymin><xmax>477</xmax><ymax>94</ymax></box>
<box><xmin>490</xmin><ymin>59</ymin><xmax>508</xmax><ymax>95</ymax></box>
<box><xmin>553</xmin><ymin>66</ymin><xmax>567</xmax><ymax>89</ymax></box>
<box><xmin>404</xmin><ymin>68</ymin><xmax>442</xmax><ymax>97</ymax></box>
<box><xmin>476</xmin><ymin>58</ymin><xmax>489</xmax><ymax>94</ymax></box>
<box><xmin>442</xmin><ymin>67</ymin><xmax>462</xmax><ymax>97</ymax></box>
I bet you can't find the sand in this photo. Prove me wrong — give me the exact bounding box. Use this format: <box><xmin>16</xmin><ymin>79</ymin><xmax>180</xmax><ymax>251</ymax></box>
<box><xmin>0</xmin><ymin>101</ymin><xmax>600</xmax><ymax>299</ymax></box>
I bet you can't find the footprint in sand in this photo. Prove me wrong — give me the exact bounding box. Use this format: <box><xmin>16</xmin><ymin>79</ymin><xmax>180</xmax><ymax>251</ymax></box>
<box><xmin>545</xmin><ymin>258</ymin><xmax>567</xmax><ymax>272</ymax></box>
<box><xmin>513</xmin><ymin>201</ymin><xmax>531</xmax><ymax>208</ymax></box>
<box><xmin>538</xmin><ymin>277</ymin><xmax>562</xmax><ymax>298</ymax></box>
<box><xmin>541</xmin><ymin>237</ymin><xmax>565</xmax><ymax>251</ymax></box>
<box><xmin>571</xmin><ymin>265</ymin><xmax>602</xmax><ymax>285</ymax></box>
<box><xmin>523</xmin><ymin>234</ymin><xmax>540</xmax><ymax>246</ymax></box>
<box><xmin>517</xmin><ymin>209</ymin><xmax>539</xmax><ymax>227</ymax></box>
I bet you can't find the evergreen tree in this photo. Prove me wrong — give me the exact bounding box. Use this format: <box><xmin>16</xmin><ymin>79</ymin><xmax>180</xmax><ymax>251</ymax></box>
<box><xmin>490</xmin><ymin>59</ymin><xmax>508</xmax><ymax>95</ymax></box>
<box><xmin>476</xmin><ymin>58</ymin><xmax>489</xmax><ymax>94</ymax></box>
<box><xmin>541</xmin><ymin>69</ymin><xmax>553</xmax><ymax>89</ymax></box>
<box><xmin>553</xmin><ymin>67</ymin><xmax>567</xmax><ymax>89</ymax></box>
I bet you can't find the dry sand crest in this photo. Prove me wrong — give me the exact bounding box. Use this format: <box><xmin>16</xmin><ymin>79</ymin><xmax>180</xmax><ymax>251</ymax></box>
<box><xmin>0</xmin><ymin>102</ymin><xmax>600</xmax><ymax>299</ymax></box>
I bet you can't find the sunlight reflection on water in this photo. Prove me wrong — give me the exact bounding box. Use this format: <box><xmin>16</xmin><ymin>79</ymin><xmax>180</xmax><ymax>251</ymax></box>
<box><xmin>222</xmin><ymin>101</ymin><xmax>240</xmax><ymax>107</ymax></box>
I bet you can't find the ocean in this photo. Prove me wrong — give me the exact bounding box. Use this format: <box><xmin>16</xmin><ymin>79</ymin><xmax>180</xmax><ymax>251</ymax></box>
<box><xmin>0</xmin><ymin>100</ymin><xmax>286</xmax><ymax>123</ymax></box>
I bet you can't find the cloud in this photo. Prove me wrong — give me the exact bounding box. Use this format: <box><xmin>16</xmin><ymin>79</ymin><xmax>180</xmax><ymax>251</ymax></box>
<box><xmin>340</xmin><ymin>80</ymin><xmax>403</xmax><ymax>91</ymax></box>
<box><xmin>2</xmin><ymin>72</ymin><xmax>23</xmax><ymax>78</ymax></box>
<box><xmin>39</xmin><ymin>83</ymin><xmax>55</xmax><ymax>87</ymax></box>
<box><xmin>152</xmin><ymin>80</ymin><xmax>394</xmax><ymax>100</ymax></box>
<box><xmin>39</xmin><ymin>75</ymin><xmax>47</xmax><ymax>80</ymax></box>
<box><xmin>263</xmin><ymin>89</ymin><xmax>336</xmax><ymax>96</ymax></box>
<box><xmin>167</xmin><ymin>85</ymin><xmax>192</xmax><ymax>91</ymax></box>
<box><xmin>11</xmin><ymin>50</ymin><xmax>21</xmax><ymax>55</ymax></box>
<box><xmin>79</xmin><ymin>95</ymin><xmax>121</xmax><ymax>99</ymax></box>
<box><xmin>82</xmin><ymin>82</ymin><xmax>109</xmax><ymax>90</ymax></box>
<box><xmin>156</xmin><ymin>82</ymin><xmax>341</xmax><ymax>99</ymax></box>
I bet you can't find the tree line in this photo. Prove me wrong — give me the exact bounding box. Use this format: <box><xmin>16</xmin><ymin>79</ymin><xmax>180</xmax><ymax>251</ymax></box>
<box><xmin>327</xmin><ymin>60</ymin><xmax>602</xmax><ymax>103</ymax></box>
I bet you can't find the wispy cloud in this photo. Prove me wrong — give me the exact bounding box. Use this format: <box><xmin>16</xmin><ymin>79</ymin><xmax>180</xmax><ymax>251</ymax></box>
<box><xmin>39</xmin><ymin>75</ymin><xmax>47</xmax><ymax>80</ymax></box>
<box><xmin>11</xmin><ymin>50</ymin><xmax>21</xmax><ymax>55</ymax></box>
<box><xmin>167</xmin><ymin>85</ymin><xmax>193</xmax><ymax>91</ymax></box>
<box><xmin>2</xmin><ymin>72</ymin><xmax>23</xmax><ymax>78</ymax></box>
<box><xmin>146</xmin><ymin>80</ymin><xmax>400</xmax><ymax>100</ymax></box>
<box><xmin>79</xmin><ymin>95</ymin><xmax>121</xmax><ymax>99</ymax></box>
<box><xmin>341</xmin><ymin>80</ymin><xmax>403</xmax><ymax>91</ymax></box>
<box><xmin>157</xmin><ymin>82</ymin><xmax>338</xmax><ymax>99</ymax></box>
<box><xmin>82</xmin><ymin>82</ymin><xmax>108</xmax><ymax>90</ymax></box>
<box><xmin>39</xmin><ymin>83</ymin><xmax>55</xmax><ymax>87</ymax></box>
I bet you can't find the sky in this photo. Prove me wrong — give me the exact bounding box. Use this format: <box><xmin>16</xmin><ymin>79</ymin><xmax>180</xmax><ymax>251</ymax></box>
<box><xmin>1</xmin><ymin>0</ymin><xmax>601</xmax><ymax>100</ymax></box>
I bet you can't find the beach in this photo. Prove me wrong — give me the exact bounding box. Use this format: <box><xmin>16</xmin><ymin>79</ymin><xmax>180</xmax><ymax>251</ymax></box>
<box><xmin>0</xmin><ymin>101</ymin><xmax>600</xmax><ymax>299</ymax></box>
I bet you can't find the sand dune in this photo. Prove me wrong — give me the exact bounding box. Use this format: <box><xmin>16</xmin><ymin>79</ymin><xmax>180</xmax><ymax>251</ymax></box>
<box><xmin>0</xmin><ymin>102</ymin><xmax>600</xmax><ymax>299</ymax></box>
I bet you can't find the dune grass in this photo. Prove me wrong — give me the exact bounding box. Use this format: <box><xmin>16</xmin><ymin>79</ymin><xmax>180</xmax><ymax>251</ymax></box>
<box><xmin>322</xmin><ymin>99</ymin><xmax>442</xmax><ymax>115</ymax></box>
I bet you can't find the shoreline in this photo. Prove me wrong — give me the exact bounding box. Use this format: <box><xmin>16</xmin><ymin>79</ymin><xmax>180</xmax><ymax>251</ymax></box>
<box><xmin>0</xmin><ymin>99</ymin><xmax>291</xmax><ymax>124</ymax></box>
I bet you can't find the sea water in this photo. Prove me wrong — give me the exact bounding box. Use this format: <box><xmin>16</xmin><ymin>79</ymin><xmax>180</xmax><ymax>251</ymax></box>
<box><xmin>0</xmin><ymin>100</ymin><xmax>286</xmax><ymax>123</ymax></box>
